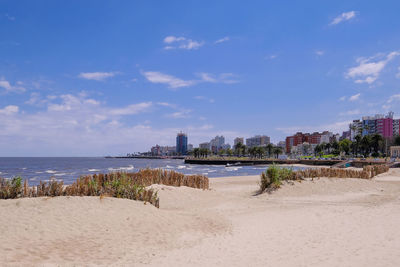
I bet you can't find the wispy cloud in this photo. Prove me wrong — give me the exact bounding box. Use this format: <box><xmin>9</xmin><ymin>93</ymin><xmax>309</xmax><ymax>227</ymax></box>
<box><xmin>387</xmin><ymin>94</ymin><xmax>400</xmax><ymax>103</ymax></box>
<box><xmin>197</xmin><ymin>72</ymin><xmax>239</xmax><ymax>84</ymax></box>
<box><xmin>4</xmin><ymin>14</ymin><xmax>15</xmax><ymax>21</ymax></box>
<box><xmin>194</xmin><ymin>96</ymin><xmax>215</xmax><ymax>103</ymax></box>
<box><xmin>215</xmin><ymin>36</ymin><xmax>230</xmax><ymax>44</ymax></box>
<box><xmin>0</xmin><ymin>105</ymin><xmax>18</xmax><ymax>115</ymax></box>
<box><xmin>78</xmin><ymin>72</ymin><xmax>118</xmax><ymax>81</ymax></box>
<box><xmin>346</xmin><ymin>51</ymin><xmax>400</xmax><ymax>84</ymax></box>
<box><xmin>330</xmin><ymin>11</ymin><xmax>356</xmax><ymax>25</ymax></box>
<box><xmin>109</xmin><ymin>102</ymin><xmax>153</xmax><ymax>116</ymax></box>
<box><xmin>142</xmin><ymin>71</ymin><xmax>239</xmax><ymax>89</ymax></box>
<box><xmin>166</xmin><ymin>109</ymin><xmax>192</xmax><ymax>119</ymax></box>
<box><xmin>0</xmin><ymin>78</ymin><xmax>26</xmax><ymax>93</ymax></box>
<box><xmin>349</xmin><ymin>93</ymin><xmax>361</xmax><ymax>101</ymax></box>
<box><xmin>396</xmin><ymin>66</ymin><xmax>400</xmax><ymax>78</ymax></box>
<box><xmin>142</xmin><ymin>71</ymin><xmax>196</xmax><ymax>89</ymax></box>
<box><xmin>315</xmin><ymin>50</ymin><xmax>325</xmax><ymax>56</ymax></box>
<box><xmin>163</xmin><ymin>36</ymin><xmax>204</xmax><ymax>50</ymax></box>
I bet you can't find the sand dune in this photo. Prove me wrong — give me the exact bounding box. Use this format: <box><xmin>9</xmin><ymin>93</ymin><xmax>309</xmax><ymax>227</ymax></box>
<box><xmin>1</xmin><ymin>169</ymin><xmax>400</xmax><ymax>266</ymax></box>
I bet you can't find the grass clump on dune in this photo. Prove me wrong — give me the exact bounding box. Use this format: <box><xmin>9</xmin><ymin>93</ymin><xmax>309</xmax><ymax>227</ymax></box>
<box><xmin>0</xmin><ymin>169</ymin><xmax>210</xmax><ymax>208</ymax></box>
<box><xmin>259</xmin><ymin>165</ymin><xmax>296</xmax><ymax>192</ymax></box>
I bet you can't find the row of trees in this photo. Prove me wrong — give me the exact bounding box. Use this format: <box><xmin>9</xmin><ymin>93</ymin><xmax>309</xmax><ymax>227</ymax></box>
<box><xmin>313</xmin><ymin>134</ymin><xmax>400</xmax><ymax>157</ymax></box>
<box><xmin>190</xmin><ymin>143</ymin><xmax>284</xmax><ymax>159</ymax></box>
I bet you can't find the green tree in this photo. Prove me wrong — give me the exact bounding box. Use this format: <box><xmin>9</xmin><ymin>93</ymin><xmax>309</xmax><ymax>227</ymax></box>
<box><xmin>266</xmin><ymin>143</ymin><xmax>274</xmax><ymax>158</ymax></box>
<box><xmin>394</xmin><ymin>135</ymin><xmax>400</xmax><ymax>146</ymax></box>
<box><xmin>339</xmin><ymin>139</ymin><xmax>352</xmax><ymax>155</ymax></box>
<box><xmin>371</xmin><ymin>134</ymin><xmax>383</xmax><ymax>154</ymax></box>
<box><xmin>314</xmin><ymin>144</ymin><xmax>322</xmax><ymax>156</ymax></box>
<box><xmin>273</xmin><ymin>147</ymin><xmax>283</xmax><ymax>159</ymax></box>
<box><xmin>354</xmin><ymin>135</ymin><xmax>362</xmax><ymax>157</ymax></box>
<box><xmin>361</xmin><ymin>135</ymin><xmax>372</xmax><ymax>157</ymax></box>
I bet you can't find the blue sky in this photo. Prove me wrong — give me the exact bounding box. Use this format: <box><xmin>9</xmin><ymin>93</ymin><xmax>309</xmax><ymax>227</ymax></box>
<box><xmin>1</xmin><ymin>0</ymin><xmax>400</xmax><ymax>156</ymax></box>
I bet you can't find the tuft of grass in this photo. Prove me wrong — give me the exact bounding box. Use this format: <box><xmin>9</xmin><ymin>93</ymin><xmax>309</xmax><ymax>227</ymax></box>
<box><xmin>260</xmin><ymin>165</ymin><xmax>295</xmax><ymax>192</ymax></box>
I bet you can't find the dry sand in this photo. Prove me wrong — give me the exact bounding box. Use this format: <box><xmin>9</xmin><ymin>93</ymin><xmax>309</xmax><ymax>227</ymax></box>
<box><xmin>1</xmin><ymin>169</ymin><xmax>400</xmax><ymax>266</ymax></box>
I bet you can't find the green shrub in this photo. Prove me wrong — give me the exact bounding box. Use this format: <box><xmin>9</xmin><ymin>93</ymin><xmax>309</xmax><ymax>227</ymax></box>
<box><xmin>260</xmin><ymin>165</ymin><xmax>294</xmax><ymax>192</ymax></box>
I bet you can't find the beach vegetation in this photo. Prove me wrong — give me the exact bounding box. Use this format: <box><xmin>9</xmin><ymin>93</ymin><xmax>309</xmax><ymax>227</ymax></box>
<box><xmin>0</xmin><ymin>169</ymin><xmax>209</xmax><ymax>208</ymax></box>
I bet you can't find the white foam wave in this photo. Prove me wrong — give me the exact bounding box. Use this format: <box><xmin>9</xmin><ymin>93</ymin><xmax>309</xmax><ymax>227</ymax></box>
<box><xmin>108</xmin><ymin>165</ymin><xmax>134</xmax><ymax>172</ymax></box>
<box><xmin>45</xmin><ymin>170</ymin><xmax>57</xmax><ymax>174</ymax></box>
<box><xmin>54</xmin><ymin>173</ymin><xmax>67</xmax><ymax>176</ymax></box>
<box><xmin>88</xmin><ymin>169</ymin><xmax>100</xmax><ymax>172</ymax></box>
<box><xmin>177</xmin><ymin>165</ymin><xmax>186</xmax><ymax>169</ymax></box>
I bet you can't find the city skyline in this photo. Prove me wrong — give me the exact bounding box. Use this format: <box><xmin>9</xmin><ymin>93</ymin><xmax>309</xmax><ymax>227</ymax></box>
<box><xmin>1</xmin><ymin>1</ymin><xmax>400</xmax><ymax>156</ymax></box>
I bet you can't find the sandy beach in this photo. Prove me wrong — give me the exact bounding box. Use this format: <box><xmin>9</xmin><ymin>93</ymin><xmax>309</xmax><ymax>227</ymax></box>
<box><xmin>1</xmin><ymin>169</ymin><xmax>400</xmax><ymax>266</ymax></box>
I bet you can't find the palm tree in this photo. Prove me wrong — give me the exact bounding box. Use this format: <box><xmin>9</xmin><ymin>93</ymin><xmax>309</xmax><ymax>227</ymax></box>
<box><xmin>371</xmin><ymin>134</ymin><xmax>383</xmax><ymax>154</ymax></box>
<box><xmin>361</xmin><ymin>135</ymin><xmax>371</xmax><ymax>157</ymax></box>
<box><xmin>273</xmin><ymin>147</ymin><xmax>283</xmax><ymax>159</ymax></box>
<box><xmin>339</xmin><ymin>139</ymin><xmax>351</xmax><ymax>155</ymax></box>
<box><xmin>193</xmin><ymin>148</ymin><xmax>200</xmax><ymax>158</ymax></box>
<box><xmin>325</xmin><ymin>143</ymin><xmax>332</xmax><ymax>154</ymax></box>
<box><xmin>354</xmin><ymin>135</ymin><xmax>362</xmax><ymax>157</ymax></box>
<box><xmin>394</xmin><ymin>135</ymin><xmax>400</xmax><ymax>146</ymax></box>
<box><xmin>314</xmin><ymin>144</ymin><xmax>322</xmax><ymax>156</ymax></box>
<box><xmin>266</xmin><ymin>143</ymin><xmax>274</xmax><ymax>158</ymax></box>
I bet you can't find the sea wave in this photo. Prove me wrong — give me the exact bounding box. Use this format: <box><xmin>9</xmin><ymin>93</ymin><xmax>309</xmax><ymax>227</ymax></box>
<box><xmin>108</xmin><ymin>165</ymin><xmax>134</xmax><ymax>172</ymax></box>
<box><xmin>45</xmin><ymin>170</ymin><xmax>57</xmax><ymax>174</ymax></box>
<box><xmin>88</xmin><ymin>169</ymin><xmax>100</xmax><ymax>172</ymax></box>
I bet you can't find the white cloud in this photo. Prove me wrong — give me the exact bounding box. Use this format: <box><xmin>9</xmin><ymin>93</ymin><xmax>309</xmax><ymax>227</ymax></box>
<box><xmin>142</xmin><ymin>71</ymin><xmax>239</xmax><ymax>89</ymax></box>
<box><xmin>109</xmin><ymin>102</ymin><xmax>153</xmax><ymax>115</ymax></box>
<box><xmin>142</xmin><ymin>71</ymin><xmax>196</xmax><ymax>89</ymax></box>
<box><xmin>388</xmin><ymin>94</ymin><xmax>400</xmax><ymax>103</ymax></box>
<box><xmin>349</xmin><ymin>93</ymin><xmax>361</xmax><ymax>101</ymax></box>
<box><xmin>330</xmin><ymin>11</ymin><xmax>356</xmax><ymax>25</ymax></box>
<box><xmin>162</xmin><ymin>36</ymin><xmax>204</xmax><ymax>50</ymax></box>
<box><xmin>396</xmin><ymin>67</ymin><xmax>400</xmax><ymax>78</ymax></box>
<box><xmin>0</xmin><ymin>92</ymin><xmax>244</xmax><ymax>156</ymax></box>
<box><xmin>0</xmin><ymin>105</ymin><xmax>19</xmax><ymax>115</ymax></box>
<box><xmin>0</xmin><ymin>78</ymin><xmax>26</xmax><ymax>93</ymax></box>
<box><xmin>197</xmin><ymin>72</ymin><xmax>239</xmax><ymax>84</ymax></box>
<box><xmin>215</xmin><ymin>37</ymin><xmax>230</xmax><ymax>44</ymax></box>
<box><xmin>339</xmin><ymin>96</ymin><xmax>346</xmax><ymax>101</ymax></box>
<box><xmin>163</xmin><ymin>36</ymin><xmax>186</xmax><ymax>43</ymax></box>
<box><xmin>78</xmin><ymin>72</ymin><xmax>117</xmax><ymax>81</ymax></box>
<box><xmin>166</xmin><ymin>109</ymin><xmax>192</xmax><ymax>119</ymax></box>
<box><xmin>315</xmin><ymin>50</ymin><xmax>325</xmax><ymax>56</ymax></box>
<box><xmin>346</xmin><ymin>51</ymin><xmax>400</xmax><ymax>84</ymax></box>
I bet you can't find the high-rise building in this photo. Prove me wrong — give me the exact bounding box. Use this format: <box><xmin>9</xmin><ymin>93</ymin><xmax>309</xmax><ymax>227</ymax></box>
<box><xmin>246</xmin><ymin>135</ymin><xmax>270</xmax><ymax>148</ymax></box>
<box><xmin>234</xmin><ymin>137</ymin><xmax>244</xmax><ymax>146</ymax></box>
<box><xmin>349</xmin><ymin>112</ymin><xmax>395</xmax><ymax>140</ymax></box>
<box><xmin>210</xmin><ymin>135</ymin><xmax>225</xmax><ymax>153</ymax></box>
<box><xmin>199</xmin><ymin>142</ymin><xmax>210</xmax><ymax>150</ymax></box>
<box><xmin>176</xmin><ymin>132</ymin><xmax>188</xmax><ymax>155</ymax></box>
<box><xmin>394</xmin><ymin>119</ymin><xmax>400</xmax><ymax>136</ymax></box>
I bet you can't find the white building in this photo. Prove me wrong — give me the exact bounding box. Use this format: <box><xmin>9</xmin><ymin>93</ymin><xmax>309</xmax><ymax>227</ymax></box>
<box><xmin>246</xmin><ymin>135</ymin><xmax>270</xmax><ymax>148</ymax></box>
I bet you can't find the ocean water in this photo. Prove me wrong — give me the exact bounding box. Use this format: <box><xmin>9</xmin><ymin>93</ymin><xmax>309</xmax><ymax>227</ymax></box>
<box><xmin>0</xmin><ymin>157</ymin><xmax>304</xmax><ymax>185</ymax></box>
